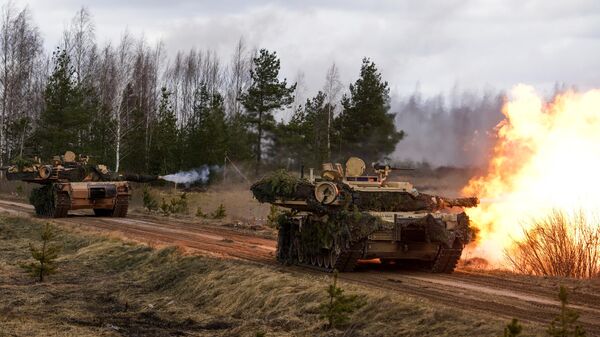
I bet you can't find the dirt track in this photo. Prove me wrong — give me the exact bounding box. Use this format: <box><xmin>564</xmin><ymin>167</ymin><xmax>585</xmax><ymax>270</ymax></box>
<box><xmin>1</xmin><ymin>199</ymin><xmax>599</xmax><ymax>335</ymax></box>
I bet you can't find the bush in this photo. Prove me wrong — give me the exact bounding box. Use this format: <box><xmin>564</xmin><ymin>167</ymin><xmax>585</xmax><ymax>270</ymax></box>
<box><xmin>211</xmin><ymin>204</ymin><xmax>226</xmax><ymax>219</ymax></box>
<box><xmin>319</xmin><ymin>270</ymin><xmax>365</xmax><ymax>329</ymax></box>
<box><xmin>196</xmin><ymin>207</ymin><xmax>207</xmax><ymax>218</ymax></box>
<box><xmin>506</xmin><ymin>210</ymin><xmax>600</xmax><ymax>278</ymax></box>
<box><xmin>21</xmin><ymin>223</ymin><xmax>61</xmax><ymax>282</ymax></box>
<box><xmin>142</xmin><ymin>185</ymin><xmax>158</xmax><ymax>212</ymax></box>
<box><xmin>503</xmin><ymin>318</ymin><xmax>522</xmax><ymax>337</ymax></box>
<box><xmin>159</xmin><ymin>193</ymin><xmax>189</xmax><ymax>216</ymax></box>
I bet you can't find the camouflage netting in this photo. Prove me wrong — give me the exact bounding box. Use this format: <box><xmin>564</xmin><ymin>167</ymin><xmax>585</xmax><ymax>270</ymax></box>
<box><xmin>29</xmin><ymin>185</ymin><xmax>55</xmax><ymax>215</ymax></box>
<box><xmin>278</xmin><ymin>207</ymin><xmax>387</xmax><ymax>256</ymax></box>
<box><xmin>251</xmin><ymin>170</ymin><xmax>312</xmax><ymax>203</ymax></box>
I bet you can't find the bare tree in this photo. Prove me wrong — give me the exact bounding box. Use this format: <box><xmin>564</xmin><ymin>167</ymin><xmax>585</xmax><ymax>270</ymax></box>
<box><xmin>225</xmin><ymin>37</ymin><xmax>251</xmax><ymax>117</ymax></box>
<box><xmin>0</xmin><ymin>2</ymin><xmax>44</xmax><ymax>165</ymax></box>
<box><xmin>322</xmin><ymin>62</ymin><xmax>342</xmax><ymax>160</ymax></box>
<box><xmin>62</xmin><ymin>7</ymin><xmax>96</xmax><ymax>85</ymax></box>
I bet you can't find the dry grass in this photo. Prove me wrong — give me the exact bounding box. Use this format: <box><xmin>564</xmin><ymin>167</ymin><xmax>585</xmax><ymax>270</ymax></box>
<box><xmin>506</xmin><ymin>210</ymin><xmax>600</xmax><ymax>278</ymax></box>
<box><xmin>0</xmin><ymin>213</ymin><xmax>511</xmax><ymax>337</ymax></box>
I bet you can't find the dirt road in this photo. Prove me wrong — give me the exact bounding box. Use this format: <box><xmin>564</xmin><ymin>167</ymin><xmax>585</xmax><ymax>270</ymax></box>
<box><xmin>1</xmin><ymin>199</ymin><xmax>599</xmax><ymax>334</ymax></box>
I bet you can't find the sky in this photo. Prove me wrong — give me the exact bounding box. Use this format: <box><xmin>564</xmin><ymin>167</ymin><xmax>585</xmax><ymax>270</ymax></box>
<box><xmin>18</xmin><ymin>0</ymin><xmax>600</xmax><ymax>99</ymax></box>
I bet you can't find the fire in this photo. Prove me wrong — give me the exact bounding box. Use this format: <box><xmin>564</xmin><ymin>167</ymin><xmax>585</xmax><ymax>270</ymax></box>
<box><xmin>463</xmin><ymin>84</ymin><xmax>600</xmax><ymax>264</ymax></box>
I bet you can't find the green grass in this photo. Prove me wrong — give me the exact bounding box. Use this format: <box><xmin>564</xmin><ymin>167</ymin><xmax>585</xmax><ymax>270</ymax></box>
<box><xmin>0</xmin><ymin>213</ymin><xmax>520</xmax><ymax>336</ymax></box>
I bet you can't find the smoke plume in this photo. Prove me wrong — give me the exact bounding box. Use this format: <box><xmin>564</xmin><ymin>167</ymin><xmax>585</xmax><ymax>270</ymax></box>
<box><xmin>162</xmin><ymin>165</ymin><xmax>220</xmax><ymax>185</ymax></box>
<box><xmin>391</xmin><ymin>88</ymin><xmax>505</xmax><ymax>167</ymax></box>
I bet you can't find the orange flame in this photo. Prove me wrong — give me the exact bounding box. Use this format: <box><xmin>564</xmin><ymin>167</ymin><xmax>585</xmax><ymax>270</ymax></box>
<box><xmin>463</xmin><ymin>84</ymin><xmax>600</xmax><ymax>264</ymax></box>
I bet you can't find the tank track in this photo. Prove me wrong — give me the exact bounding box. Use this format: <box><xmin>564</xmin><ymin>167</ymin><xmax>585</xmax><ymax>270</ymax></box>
<box><xmin>428</xmin><ymin>241</ymin><xmax>463</xmax><ymax>273</ymax></box>
<box><xmin>113</xmin><ymin>195</ymin><xmax>129</xmax><ymax>217</ymax></box>
<box><xmin>51</xmin><ymin>192</ymin><xmax>71</xmax><ymax>218</ymax></box>
<box><xmin>277</xmin><ymin>225</ymin><xmax>364</xmax><ymax>273</ymax></box>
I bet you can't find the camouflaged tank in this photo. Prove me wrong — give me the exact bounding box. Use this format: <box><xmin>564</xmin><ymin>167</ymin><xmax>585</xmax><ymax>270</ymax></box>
<box><xmin>251</xmin><ymin>157</ymin><xmax>479</xmax><ymax>273</ymax></box>
<box><xmin>2</xmin><ymin>151</ymin><xmax>162</xmax><ymax>218</ymax></box>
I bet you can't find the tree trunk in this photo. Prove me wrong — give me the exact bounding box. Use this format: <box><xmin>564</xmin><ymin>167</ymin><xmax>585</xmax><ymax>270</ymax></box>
<box><xmin>256</xmin><ymin>110</ymin><xmax>262</xmax><ymax>176</ymax></box>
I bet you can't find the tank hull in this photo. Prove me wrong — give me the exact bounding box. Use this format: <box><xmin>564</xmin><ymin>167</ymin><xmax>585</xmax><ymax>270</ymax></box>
<box><xmin>29</xmin><ymin>182</ymin><xmax>131</xmax><ymax>218</ymax></box>
<box><xmin>276</xmin><ymin>211</ymin><xmax>470</xmax><ymax>273</ymax></box>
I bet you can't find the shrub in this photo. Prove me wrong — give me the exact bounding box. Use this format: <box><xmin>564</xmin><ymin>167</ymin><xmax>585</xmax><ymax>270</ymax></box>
<box><xmin>506</xmin><ymin>210</ymin><xmax>600</xmax><ymax>278</ymax></box>
<box><xmin>503</xmin><ymin>318</ymin><xmax>522</xmax><ymax>337</ymax></box>
<box><xmin>196</xmin><ymin>207</ymin><xmax>207</xmax><ymax>218</ymax></box>
<box><xmin>21</xmin><ymin>223</ymin><xmax>61</xmax><ymax>282</ymax></box>
<box><xmin>319</xmin><ymin>270</ymin><xmax>365</xmax><ymax>329</ymax></box>
<box><xmin>142</xmin><ymin>185</ymin><xmax>158</xmax><ymax>212</ymax></box>
<box><xmin>211</xmin><ymin>204</ymin><xmax>226</xmax><ymax>219</ymax></box>
<box><xmin>159</xmin><ymin>193</ymin><xmax>189</xmax><ymax>216</ymax></box>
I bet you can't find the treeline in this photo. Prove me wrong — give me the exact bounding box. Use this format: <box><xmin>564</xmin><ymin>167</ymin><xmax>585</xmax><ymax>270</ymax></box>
<box><xmin>0</xmin><ymin>5</ymin><xmax>402</xmax><ymax>176</ymax></box>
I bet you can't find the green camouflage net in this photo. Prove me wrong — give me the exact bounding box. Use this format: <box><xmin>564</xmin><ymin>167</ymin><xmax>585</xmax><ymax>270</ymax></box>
<box><xmin>29</xmin><ymin>185</ymin><xmax>55</xmax><ymax>215</ymax></box>
<box><xmin>280</xmin><ymin>207</ymin><xmax>387</xmax><ymax>256</ymax></box>
<box><xmin>251</xmin><ymin>169</ymin><xmax>307</xmax><ymax>202</ymax></box>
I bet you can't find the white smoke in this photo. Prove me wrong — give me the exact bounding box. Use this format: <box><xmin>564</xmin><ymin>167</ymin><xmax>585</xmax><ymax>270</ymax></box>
<box><xmin>162</xmin><ymin>165</ymin><xmax>220</xmax><ymax>185</ymax></box>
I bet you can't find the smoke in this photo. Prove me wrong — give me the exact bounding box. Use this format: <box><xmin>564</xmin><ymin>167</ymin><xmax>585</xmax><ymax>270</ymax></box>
<box><xmin>162</xmin><ymin>165</ymin><xmax>220</xmax><ymax>185</ymax></box>
<box><xmin>391</xmin><ymin>87</ymin><xmax>505</xmax><ymax>167</ymax></box>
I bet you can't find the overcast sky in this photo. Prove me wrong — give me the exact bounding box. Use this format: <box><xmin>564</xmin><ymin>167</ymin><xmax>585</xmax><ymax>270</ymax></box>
<box><xmin>18</xmin><ymin>0</ymin><xmax>600</xmax><ymax>99</ymax></box>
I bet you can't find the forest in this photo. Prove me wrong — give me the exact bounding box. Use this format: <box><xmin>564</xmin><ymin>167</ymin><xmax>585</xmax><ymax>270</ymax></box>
<box><xmin>0</xmin><ymin>5</ymin><xmax>403</xmax><ymax>176</ymax></box>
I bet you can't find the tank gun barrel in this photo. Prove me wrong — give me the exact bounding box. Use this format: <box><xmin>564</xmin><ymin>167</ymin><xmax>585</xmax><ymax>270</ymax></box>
<box><xmin>121</xmin><ymin>173</ymin><xmax>163</xmax><ymax>183</ymax></box>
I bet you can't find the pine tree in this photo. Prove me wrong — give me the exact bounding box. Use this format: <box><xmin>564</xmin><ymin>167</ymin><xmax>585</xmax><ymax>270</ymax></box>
<box><xmin>335</xmin><ymin>58</ymin><xmax>403</xmax><ymax>162</ymax></box>
<box><xmin>22</xmin><ymin>223</ymin><xmax>61</xmax><ymax>282</ymax></box>
<box><xmin>239</xmin><ymin>49</ymin><xmax>296</xmax><ymax>175</ymax></box>
<box><xmin>319</xmin><ymin>270</ymin><xmax>365</xmax><ymax>329</ymax></box>
<box><xmin>273</xmin><ymin>91</ymin><xmax>330</xmax><ymax>168</ymax></box>
<box><xmin>149</xmin><ymin>87</ymin><xmax>178</xmax><ymax>175</ymax></box>
<box><xmin>548</xmin><ymin>286</ymin><xmax>586</xmax><ymax>337</ymax></box>
<box><xmin>185</xmin><ymin>83</ymin><xmax>228</xmax><ymax>168</ymax></box>
<box><xmin>35</xmin><ymin>48</ymin><xmax>95</xmax><ymax>159</ymax></box>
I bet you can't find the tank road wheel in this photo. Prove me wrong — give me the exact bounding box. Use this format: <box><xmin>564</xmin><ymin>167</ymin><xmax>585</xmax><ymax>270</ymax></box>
<box><xmin>317</xmin><ymin>254</ymin><xmax>324</xmax><ymax>267</ymax></box>
<box><xmin>428</xmin><ymin>240</ymin><xmax>464</xmax><ymax>273</ymax></box>
<box><xmin>310</xmin><ymin>253</ymin><xmax>317</xmax><ymax>266</ymax></box>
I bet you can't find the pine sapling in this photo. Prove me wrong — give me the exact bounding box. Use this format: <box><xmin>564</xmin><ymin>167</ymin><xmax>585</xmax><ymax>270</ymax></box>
<box><xmin>504</xmin><ymin>318</ymin><xmax>523</xmax><ymax>337</ymax></box>
<box><xmin>22</xmin><ymin>223</ymin><xmax>61</xmax><ymax>282</ymax></box>
<box><xmin>142</xmin><ymin>185</ymin><xmax>158</xmax><ymax>212</ymax></box>
<box><xmin>196</xmin><ymin>207</ymin><xmax>207</xmax><ymax>218</ymax></box>
<box><xmin>547</xmin><ymin>286</ymin><xmax>586</xmax><ymax>337</ymax></box>
<box><xmin>211</xmin><ymin>204</ymin><xmax>226</xmax><ymax>219</ymax></box>
<box><xmin>319</xmin><ymin>270</ymin><xmax>365</xmax><ymax>329</ymax></box>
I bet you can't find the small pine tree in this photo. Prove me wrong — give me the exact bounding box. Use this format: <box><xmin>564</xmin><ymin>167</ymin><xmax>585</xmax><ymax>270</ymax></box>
<box><xmin>142</xmin><ymin>185</ymin><xmax>158</xmax><ymax>212</ymax></box>
<box><xmin>160</xmin><ymin>198</ymin><xmax>171</xmax><ymax>216</ymax></box>
<box><xmin>319</xmin><ymin>270</ymin><xmax>365</xmax><ymax>329</ymax></box>
<box><xmin>547</xmin><ymin>286</ymin><xmax>586</xmax><ymax>337</ymax></box>
<box><xmin>504</xmin><ymin>318</ymin><xmax>523</xmax><ymax>337</ymax></box>
<box><xmin>22</xmin><ymin>223</ymin><xmax>61</xmax><ymax>282</ymax></box>
<box><xmin>211</xmin><ymin>204</ymin><xmax>227</xmax><ymax>219</ymax></box>
<box><xmin>196</xmin><ymin>207</ymin><xmax>207</xmax><ymax>218</ymax></box>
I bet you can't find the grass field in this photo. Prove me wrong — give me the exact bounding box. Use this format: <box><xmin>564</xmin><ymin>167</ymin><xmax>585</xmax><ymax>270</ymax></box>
<box><xmin>0</xmin><ymin>213</ymin><xmax>536</xmax><ymax>337</ymax></box>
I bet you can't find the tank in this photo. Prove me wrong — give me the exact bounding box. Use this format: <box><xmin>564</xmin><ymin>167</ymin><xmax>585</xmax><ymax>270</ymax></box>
<box><xmin>2</xmin><ymin>151</ymin><xmax>162</xmax><ymax>218</ymax></box>
<box><xmin>251</xmin><ymin>157</ymin><xmax>479</xmax><ymax>273</ymax></box>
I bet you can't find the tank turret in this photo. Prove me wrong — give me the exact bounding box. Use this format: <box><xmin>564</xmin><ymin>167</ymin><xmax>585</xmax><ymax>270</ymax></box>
<box><xmin>2</xmin><ymin>151</ymin><xmax>164</xmax><ymax>218</ymax></box>
<box><xmin>251</xmin><ymin>157</ymin><xmax>479</xmax><ymax>273</ymax></box>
